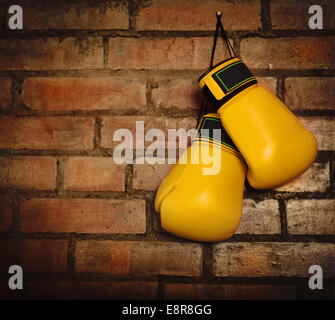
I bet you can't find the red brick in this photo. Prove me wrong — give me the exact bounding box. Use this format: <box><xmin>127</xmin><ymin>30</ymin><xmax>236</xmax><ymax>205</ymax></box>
<box><xmin>0</xmin><ymin>77</ymin><xmax>11</xmax><ymax>109</ymax></box>
<box><xmin>133</xmin><ymin>162</ymin><xmax>173</xmax><ymax>191</ymax></box>
<box><xmin>109</xmin><ymin>37</ymin><xmax>234</xmax><ymax>70</ymax></box>
<box><xmin>286</xmin><ymin>200</ymin><xmax>335</xmax><ymax>235</ymax></box>
<box><xmin>0</xmin><ymin>156</ymin><xmax>57</xmax><ymax>190</ymax></box>
<box><xmin>24</xmin><ymin>280</ymin><xmax>158</xmax><ymax>300</ymax></box>
<box><xmin>257</xmin><ymin>77</ymin><xmax>277</xmax><ymax>95</ymax></box>
<box><xmin>285</xmin><ymin>77</ymin><xmax>335</xmax><ymax>110</ymax></box>
<box><xmin>136</xmin><ymin>0</ymin><xmax>261</xmax><ymax>31</ymax></box>
<box><xmin>271</xmin><ymin>0</ymin><xmax>335</xmax><ymax>30</ymax></box>
<box><xmin>21</xmin><ymin>1</ymin><xmax>129</xmax><ymax>30</ymax></box>
<box><xmin>101</xmin><ymin>115</ymin><xmax>197</xmax><ymax>149</ymax></box>
<box><xmin>241</xmin><ymin>37</ymin><xmax>335</xmax><ymax>69</ymax></box>
<box><xmin>20</xmin><ymin>199</ymin><xmax>146</xmax><ymax>234</ymax></box>
<box><xmin>275</xmin><ymin>161</ymin><xmax>329</xmax><ymax>192</ymax></box>
<box><xmin>152</xmin><ymin>78</ymin><xmax>200</xmax><ymax>110</ymax></box>
<box><xmin>213</xmin><ymin>242</ymin><xmax>335</xmax><ymax>277</ymax></box>
<box><xmin>75</xmin><ymin>241</ymin><xmax>202</xmax><ymax>276</ymax></box>
<box><xmin>22</xmin><ymin>77</ymin><xmax>146</xmax><ymax>111</ymax></box>
<box><xmin>299</xmin><ymin>116</ymin><xmax>335</xmax><ymax>150</ymax></box>
<box><xmin>0</xmin><ymin>239</ymin><xmax>68</xmax><ymax>273</ymax></box>
<box><xmin>0</xmin><ymin>38</ymin><xmax>103</xmax><ymax>70</ymax></box>
<box><xmin>164</xmin><ymin>283</ymin><xmax>296</xmax><ymax>300</ymax></box>
<box><xmin>0</xmin><ymin>196</ymin><xmax>12</xmax><ymax>231</ymax></box>
<box><xmin>76</xmin><ymin>241</ymin><xmax>131</xmax><ymax>274</ymax></box>
<box><xmin>236</xmin><ymin>199</ymin><xmax>281</xmax><ymax>235</ymax></box>
<box><xmin>0</xmin><ymin>116</ymin><xmax>95</xmax><ymax>150</ymax></box>
<box><xmin>64</xmin><ymin>157</ymin><xmax>126</xmax><ymax>191</ymax></box>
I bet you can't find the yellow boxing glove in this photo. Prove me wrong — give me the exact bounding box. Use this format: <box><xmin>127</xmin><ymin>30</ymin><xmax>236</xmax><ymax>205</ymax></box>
<box><xmin>155</xmin><ymin>113</ymin><xmax>246</xmax><ymax>242</ymax></box>
<box><xmin>199</xmin><ymin>58</ymin><xmax>317</xmax><ymax>189</ymax></box>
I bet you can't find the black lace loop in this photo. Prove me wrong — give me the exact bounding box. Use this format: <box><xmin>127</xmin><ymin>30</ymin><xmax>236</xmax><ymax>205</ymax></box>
<box><xmin>197</xmin><ymin>11</ymin><xmax>236</xmax><ymax>125</ymax></box>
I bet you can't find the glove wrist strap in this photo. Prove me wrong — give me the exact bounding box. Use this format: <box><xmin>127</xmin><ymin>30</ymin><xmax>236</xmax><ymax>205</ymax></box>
<box><xmin>193</xmin><ymin>114</ymin><xmax>240</xmax><ymax>153</ymax></box>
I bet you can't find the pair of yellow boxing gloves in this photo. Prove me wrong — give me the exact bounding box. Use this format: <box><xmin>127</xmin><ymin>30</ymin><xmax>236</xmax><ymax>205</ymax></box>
<box><xmin>155</xmin><ymin>57</ymin><xmax>318</xmax><ymax>242</ymax></box>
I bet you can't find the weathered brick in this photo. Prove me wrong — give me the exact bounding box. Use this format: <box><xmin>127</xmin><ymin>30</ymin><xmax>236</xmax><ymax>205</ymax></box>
<box><xmin>21</xmin><ymin>199</ymin><xmax>146</xmax><ymax>234</ymax></box>
<box><xmin>76</xmin><ymin>241</ymin><xmax>131</xmax><ymax>275</ymax></box>
<box><xmin>75</xmin><ymin>241</ymin><xmax>202</xmax><ymax>276</ymax></box>
<box><xmin>133</xmin><ymin>162</ymin><xmax>173</xmax><ymax>191</ymax></box>
<box><xmin>0</xmin><ymin>239</ymin><xmax>68</xmax><ymax>273</ymax></box>
<box><xmin>0</xmin><ymin>77</ymin><xmax>11</xmax><ymax>109</ymax></box>
<box><xmin>109</xmin><ymin>37</ymin><xmax>233</xmax><ymax>70</ymax></box>
<box><xmin>24</xmin><ymin>280</ymin><xmax>158</xmax><ymax>300</ymax></box>
<box><xmin>271</xmin><ymin>0</ymin><xmax>335</xmax><ymax>30</ymax></box>
<box><xmin>241</xmin><ymin>37</ymin><xmax>335</xmax><ymax>69</ymax></box>
<box><xmin>299</xmin><ymin>117</ymin><xmax>335</xmax><ymax>150</ymax></box>
<box><xmin>0</xmin><ymin>196</ymin><xmax>12</xmax><ymax>231</ymax></box>
<box><xmin>257</xmin><ymin>77</ymin><xmax>277</xmax><ymax>95</ymax></box>
<box><xmin>213</xmin><ymin>242</ymin><xmax>335</xmax><ymax>277</ymax></box>
<box><xmin>286</xmin><ymin>200</ymin><xmax>335</xmax><ymax>234</ymax></box>
<box><xmin>136</xmin><ymin>0</ymin><xmax>261</xmax><ymax>31</ymax></box>
<box><xmin>152</xmin><ymin>78</ymin><xmax>200</xmax><ymax>110</ymax></box>
<box><xmin>275</xmin><ymin>162</ymin><xmax>329</xmax><ymax>192</ymax></box>
<box><xmin>164</xmin><ymin>283</ymin><xmax>296</xmax><ymax>300</ymax></box>
<box><xmin>236</xmin><ymin>199</ymin><xmax>281</xmax><ymax>235</ymax></box>
<box><xmin>21</xmin><ymin>1</ymin><xmax>129</xmax><ymax>30</ymax></box>
<box><xmin>22</xmin><ymin>77</ymin><xmax>146</xmax><ymax>111</ymax></box>
<box><xmin>0</xmin><ymin>116</ymin><xmax>95</xmax><ymax>150</ymax></box>
<box><xmin>101</xmin><ymin>116</ymin><xmax>197</xmax><ymax>149</ymax></box>
<box><xmin>0</xmin><ymin>156</ymin><xmax>57</xmax><ymax>190</ymax></box>
<box><xmin>64</xmin><ymin>157</ymin><xmax>126</xmax><ymax>191</ymax></box>
<box><xmin>0</xmin><ymin>38</ymin><xmax>103</xmax><ymax>70</ymax></box>
<box><xmin>285</xmin><ymin>77</ymin><xmax>335</xmax><ymax>110</ymax></box>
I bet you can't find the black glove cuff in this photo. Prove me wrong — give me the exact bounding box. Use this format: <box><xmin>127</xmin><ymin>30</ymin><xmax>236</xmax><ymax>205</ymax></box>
<box><xmin>199</xmin><ymin>59</ymin><xmax>257</xmax><ymax>111</ymax></box>
<box><xmin>193</xmin><ymin>114</ymin><xmax>239</xmax><ymax>153</ymax></box>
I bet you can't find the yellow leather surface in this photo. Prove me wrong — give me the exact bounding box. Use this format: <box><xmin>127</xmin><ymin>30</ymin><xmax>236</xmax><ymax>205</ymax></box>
<box><xmin>217</xmin><ymin>86</ymin><xmax>318</xmax><ymax>189</ymax></box>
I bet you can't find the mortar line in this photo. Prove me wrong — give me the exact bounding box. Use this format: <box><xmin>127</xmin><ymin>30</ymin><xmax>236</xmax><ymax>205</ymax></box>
<box><xmin>202</xmin><ymin>243</ymin><xmax>214</xmax><ymax>278</ymax></box>
<box><xmin>277</xmin><ymin>75</ymin><xmax>285</xmax><ymax>101</ymax></box>
<box><xmin>329</xmin><ymin>153</ymin><xmax>335</xmax><ymax>192</ymax></box>
<box><xmin>145</xmin><ymin>197</ymin><xmax>159</xmax><ymax>241</ymax></box>
<box><xmin>94</xmin><ymin>116</ymin><xmax>102</xmax><ymax>149</ymax></box>
<box><xmin>56</xmin><ymin>157</ymin><xmax>65</xmax><ymax>197</ymax></box>
<box><xmin>125</xmin><ymin>164</ymin><xmax>134</xmax><ymax>192</ymax></box>
<box><xmin>67</xmin><ymin>234</ymin><xmax>76</xmax><ymax>278</ymax></box>
<box><xmin>260</xmin><ymin>0</ymin><xmax>272</xmax><ymax>32</ymax></box>
<box><xmin>0</xmin><ymin>150</ymin><xmax>334</xmax><ymax>158</ymax></box>
<box><xmin>1</xmin><ymin>108</ymin><xmax>335</xmax><ymax>118</ymax></box>
<box><xmin>103</xmin><ymin>37</ymin><xmax>109</xmax><ymax>69</ymax></box>
<box><xmin>0</xmin><ymin>29</ymin><xmax>334</xmax><ymax>39</ymax></box>
<box><xmin>0</xmin><ymin>231</ymin><xmax>334</xmax><ymax>243</ymax></box>
<box><xmin>128</xmin><ymin>0</ymin><xmax>137</xmax><ymax>32</ymax></box>
<box><xmin>278</xmin><ymin>199</ymin><xmax>289</xmax><ymax>237</ymax></box>
<box><xmin>0</xmin><ymin>69</ymin><xmax>334</xmax><ymax>79</ymax></box>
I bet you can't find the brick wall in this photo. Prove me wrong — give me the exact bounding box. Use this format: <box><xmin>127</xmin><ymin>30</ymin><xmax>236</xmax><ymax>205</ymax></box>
<box><xmin>0</xmin><ymin>0</ymin><xmax>334</xmax><ymax>300</ymax></box>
